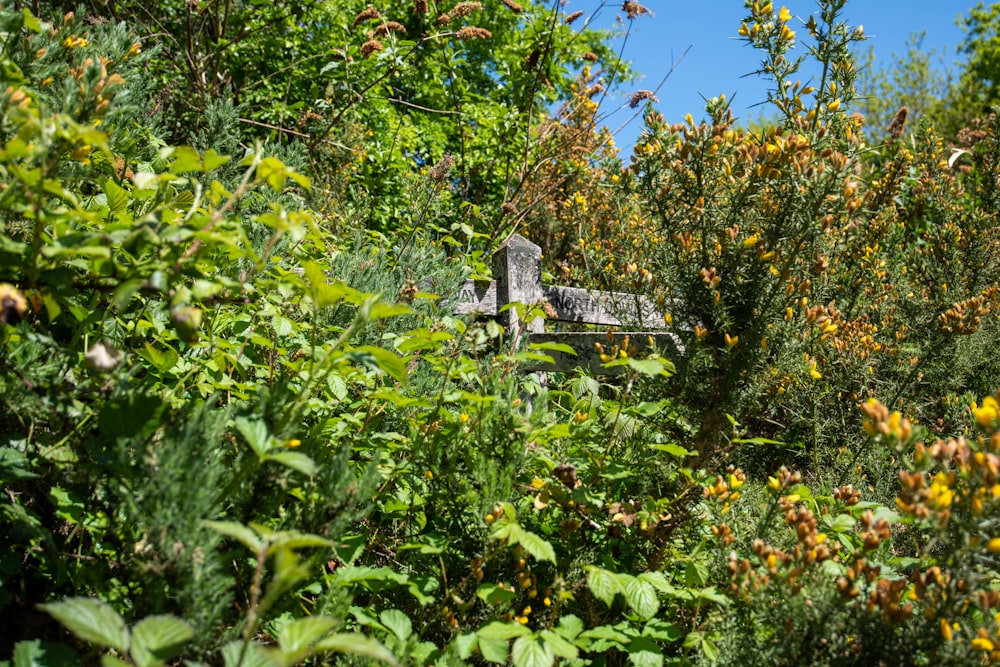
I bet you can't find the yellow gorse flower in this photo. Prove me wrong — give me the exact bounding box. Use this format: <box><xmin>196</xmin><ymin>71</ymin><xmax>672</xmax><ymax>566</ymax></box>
<box><xmin>973</xmin><ymin>396</ymin><xmax>1000</xmax><ymax>429</ymax></box>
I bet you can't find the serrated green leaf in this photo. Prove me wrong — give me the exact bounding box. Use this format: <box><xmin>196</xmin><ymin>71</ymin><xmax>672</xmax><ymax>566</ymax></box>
<box><xmin>350</xmin><ymin>346</ymin><xmax>407</xmax><ymax>384</ymax></box>
<box><xmin>477</xmin><ymin>622</ymin><xmax>532</xmax><ymax>641</ymax></box>
<box><xmin>624</xmin><ymin>578</ymin><xmax>659</xmax><ymax>620</ymax></box>
<box><xmin>528</xmin><ymin>341</ymin><xmax>577</xmax><ymax>356</ymax></box>
<box><xmin>511</xmin><ymin>636</ymin><xmax>554</xmax><ymax>667</ymax></box>
<box><xmin>642</xmin><ymin>619</ymin><xmax>684</xmax><ymax>642</ymax></box>
<box><xmin>554</xmin><ymin>615</ymin><xmax>584</xmax><ymax>641</ymax></box>
<box><xmin>129</xmin><ymin>616</ymin><xmax>194</xmax><ymax>667</ymax></box>
<box><xmin>202</xmin><ymin>149</ymin><xmax>230</xmax><ymax>172</ymax></box>
<box><xmin>167</xmin><ymin>146</ymin><xmax>204</xmax><ymax>174</ymax></box>
<box><xmin>234</xmin><ymin>416</ymin><xmax>271</xmax><ymax>457</ymax></box>
<box><xmin>516</xmin><ymin>529</ymin><xmax>556</xmax><ymax>563</ymax></box>
<box><xmin>221</xmin><ymin>641</ymin><xmax>273</xmax><ymax>667</ymax></box>
<box><xmin>39</xmin><ymin>598</ymin><xmax>129</xmax><ymax>653</ymax></box>
<box><xmin>649</xmin><ymin>443</ymin><xmax>693</xmax><ymax>458</ymax></box>
<box><xmin>626</xmin><ymin>636</ymin><xmax>663</xmax><ymax>667</ymax></box>
<box><xmin>274</xmin><ymin>616</ymin><xmax>337</xmax><ymax>665</ymax></box>
<box><xmin>626</xmin><ymin>357</ymin><xmax>669</xmax><ymax>376</ymax></box>
<box><xmin>201</xmin><ymin>520</ymin><xmax>262</xmax><ymax>552</ymax></box>
<box><xmin>312</xmin><ymin>633</ymin><xmax>398</xmax><ymax>666</ymax></box>
<box><xmin>454</xmin><ymin>632</ymin><xmax>478</xmax><ymax>660</ymax></box>
<box><xmin>538</xmin><ymin>631</ymin><xmax>578</xmax><ymax>659</ymax></box>
<box><xmin>478</xmin><ymin>636</ymin><xmax>508</xmax><ymax>664</ymax></box>
<box><xmin>585</xmin><ymin>567</ymin><xmax>623</xmax><ymax>608</ymax></box>
<box><xmin>379</xmin><ymin>610</ymin><xmax>412</xmax><ymax>642</ymax></box>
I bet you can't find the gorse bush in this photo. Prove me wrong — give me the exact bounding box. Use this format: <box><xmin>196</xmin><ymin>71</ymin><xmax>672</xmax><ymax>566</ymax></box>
<box><xmin>6</xmin><ymin>1</ymin><xmax>1000</xmax><ymax>666</ymax></box>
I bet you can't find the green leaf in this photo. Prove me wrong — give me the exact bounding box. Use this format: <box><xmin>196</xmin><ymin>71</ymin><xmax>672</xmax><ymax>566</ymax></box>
<box><xmin>39</xmin><ymin>598</ymin><xmax>129</xmax><ymax>653</ymax></box>
<box><xmin>201</xmin><ymin>520</ymin><xmax>262</xmax><ymax>552</ymax></box>
<box><xmin>528</xmin><ymin>341</ymin><xmax>577</xmax><ymax>356</ymax></box>
<box><xmin>478</xmin><ymin>636</ymin><xmax>509</xmax><ymax>664</ymax></box>
<box><xmin>102</xmin><ymin>179</ymin><xmax>130</xmax><ymax>215</ymax></box>
<box><xmin>379</xmin><ymin>609</ymin><xmax>412</xmax><ymax>642</ymax></box>
<box><xmin>454</xmin><ymin>633</ymin><xmax>478</xmax><ymax>660</ymax></box>
<box><xmin>585</xmin><ymin>566</ymin><xmax>623</xmax><ymax>607</ymax></box>
<box><xmin>624</xmin><ymin>577</ymin><xmax>659</xmax><ymax>620</ymax></box>
<box><xmin>477</xmin><ymin>584</ymin><xmax>517</xmax><ymax>605</ymax></box>
<box><xmin>538</xmin><ymin>631</ymin><xmax>578</xmax><ymax>659</ymax></box>
<box><xmin>626</xmin><ymin>636</ymin><xmax>664</xmax><ymax>667</ymax></box>
<box><xmin>100</xmin><ymin>656</ymin><xmax>131</xmax><ymax>667</ymax></box>
<box><xmin>234</xmin><ymin>416</ymin><xmax>271</xmax><ymax>457</ymax></box>
<box><xmin>349</xmin><ymin>346</ymin><xmax>407</xmax><ymax>384</ymax></box>
<box><xmin>202</xmin><ymin>149</ymin><xmax>231</xmax><ymax>172</ymax></box>
<box><xmin>477</xmin><ymin>622</ymin><xmax>532</xmax><ymax>641</ymax></box>
<box><xmin>138</xmin><ymin>344</ymin><xmax>179</xmax><ymax>373</ymax></box>
<box><xmin>312</xmin><ymin>633</ymin><xmax>399</xmax><ymax>666</ymax></box>
<box><xmin>515</xmin><ymin>529</ymin><xmax>556</xmax><ymax>563</ymax></box>
<box><xmin>167</xmin><ymin>146</ymin><xmax>204</xmax><ymax>174</ymax></box>
<box><xmin>684</xmin><ymin>561</ymin><xmax>708</xmax><ymax>588</ymax></box>
<box><xmin>221</xmin><ymin>641</ymin><xmax>273</xmax><ymax>667</ymax></box>
<box><xmin>649</xmin><ymin>443</ymin><xmax>693</xmax><ymax>458</ymax></box>
<box><xmin>303</xmin><ymin>263</ymin><xmax>348</xmax><ymax>307</ymax></box>
<box><xmin>263</xmin><ymin>451</ymin><xmax>317</xmax><ymax>476</ymax></box>
<box><xmin>626</xmin><ymin>357</ymin><xmax>670</xmax><ymax>376</ymax></box>
<box><xmin>275</xmin><ymin>616</ymin><xmax>338</xmax><ymax>664</ymax></box>
<box><xmin>12</xmin><ymin>640</ymin><xmax>80</xmax><ymax>667</ymax></box>
<box><xmin>642</xmin><ymin>619</ymin><xmax>684</xmax><ymax>642</ymax></box>
<box><xmin>511</xmin><ymin>636</ymin><xmax>554</xmax><ymax>667</ymax></box>
<box><xmin>129</xmin><ymin>616</ymin><xmax>194</xmax><ymax>667</ymax></box>
<box><xmin>554</xmin><ymin>615</ymin><xmax>584</xmax><ymax>641</ymax></box>
<box><xmin>0</xmin><ymin>448</ymin><xmax>36</xmax><ymax>483</ymax></box>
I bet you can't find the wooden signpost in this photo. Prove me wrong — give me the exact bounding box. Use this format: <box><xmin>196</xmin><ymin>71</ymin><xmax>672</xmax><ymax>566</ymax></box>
<box><xmin>450</xmin><ymin>234</ymin><xmax>680</xmax><ymax>374</ymax></box>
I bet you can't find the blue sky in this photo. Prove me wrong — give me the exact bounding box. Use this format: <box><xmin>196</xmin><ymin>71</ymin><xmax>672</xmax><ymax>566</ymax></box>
<box><xmin>568</xmin><ymin>0</ymin><xmax>973</xmax><ymax>151</ymax></box>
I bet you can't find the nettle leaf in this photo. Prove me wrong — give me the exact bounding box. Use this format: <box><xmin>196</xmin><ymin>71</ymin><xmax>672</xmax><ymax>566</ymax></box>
<box><xmin>275</xmin><ymin>616</ymin><xmax>338</xmax><ymax>664</ymax></box>
<box><xmin>39</xmin><ymin>598</ymin><xmax>129</xmax><ymax>653</ymax></box>
<box><xmin>221</xmin><ymin>641</ymin><xmax>272</xmax><ymax>667</ymax></box>
<box><xmin>538</xmin><ymin>631</ymin><xmax>578</xmax><ymax>659</ymax></box>
<box><xmin>129</xmin><ymin>615</ymin><xmax>194</xmax><ymax>667</ymax></box>
<box><xmin>584</xmin><ymin>566</ymin><xmax>623</xmax><ymax>608</ymax></box>
<box><xmin>379</xmin><ymin>609</ymin><xmax>412</xmax><ymax>642</ymax></box>
<box><xmin>515</xmin><ymin>529</ymin><xmax>556</xmax><ymax>563</ymax></box>
<box><xmin>234</xmin><ymin>415</ymin><xmax>272</xmax><ymax>457</ymax></box>
<box><xmin>312</xmin><ymin>633</ymin><xmax>399</xmax><ymax>666</ymax></box>
<box><xmin>625</xmin><ymin>636</ymin><xmax>663</xmax><ymax>667</ymax></box>
<box><xmin>624</xmin><ymin>577</ymin><xmax>659</xmax><ymax>620</ymax></box>
<box><xmin>511</xmin><ymin>635</ymin><xmax>554</xmax><ymax>667</ymax></box>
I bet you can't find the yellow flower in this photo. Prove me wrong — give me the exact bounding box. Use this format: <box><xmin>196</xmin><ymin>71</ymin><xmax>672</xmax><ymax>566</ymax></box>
<box><xmin>778</xmin><ymin>6</ymin><xmax>792</xmax><ymax>21</ymax></box>
<box><xmin>987</xmin><ymin>537</ymin><xmax>1000</xmax><ymax>553</ymax></box>
<box><xmin>725</xmin><ymin>333</ymin><xmax>738</xmax><ymax>349</ymax></box>
<box><xmin>973</xmin><ymin>396</ymin><xmax>1000</xmax><ymax>429</ymax></box>
<box><xmin>286</xmin><ymin>439</ymin><xmax>301</xmax><ymax>448</ymax></box>
<box><xmin>972</xmin><ymin>637</ymin><xmax>995</xmax><ymax>652</ymax></box>
<box><xmin>940</xmin><ymin>618</ymin><xmax>952</xmax><ymax>642</ymax></box>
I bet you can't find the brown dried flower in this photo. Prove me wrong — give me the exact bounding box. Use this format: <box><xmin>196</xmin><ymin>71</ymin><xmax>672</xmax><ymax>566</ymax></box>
<box><xmin>582</xmin><ymin>51</ymin><xmax>598</xmax><ymax>62</ymax></box>
<box><xmin>628</xmin><ymin>89</ymin><xmax>659</xmax><ymax>108</ymax></box>
<box><xmin>428</xmin><ymin>153</ymin><xmax>455</xmax><ymax>181</ymax></box>
<box><xmin>887</xmin><ymin>106</ymin><xmax>908</xmax><ymax>139</ymax></box>
<box><xmin>415</xmin><ymin>0</ymin><xmax>428</xmax><ymax>14</ymax></box>
<box><xmin>524</xmin><ymin>48</ymin><xmax>540</xmax><ymax>72</ymax></box>
<box><xmin>565</xmin><ymin>10</ymin><xmax>584</xmax><ymax>24</ymax></box>
<box><xmin>360</xmin><ymin>39</ymin><xmax>384</xmax><ymax>58</ymax></box>
<box><xmin>353</xmin><ymin>7</ymin><xmax>382</xmax><ymax>26</ymax></box>
<box><xmin>501</xmin><ymin>0</ymin><xmax>523</xmax><ymax>13</ymax></box>
<box><xmin>374</xmin><ymin>21</ymin><xmax>407</xmax><ymax>36</ymax></box>
<box><xmin>451</xmin><ymin>2</ymin><xmax>483</xmax><ymax>18</ymax></box>
<box><xmin>621</xmin><ymin>1</ymin><xmax>652</xmax><ymax>19</ymax></box>
<box><xmin>455</xmin><ymin>26</ymin><xmax>491</xmax><ymax>40</ymax></box>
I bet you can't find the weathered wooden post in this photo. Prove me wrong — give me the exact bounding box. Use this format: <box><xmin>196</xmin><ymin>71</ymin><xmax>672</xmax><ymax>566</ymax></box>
<box><xmin>492</xmin><ymin>234</ymin><xmax>544</xmax><ymax>349</ymax></box>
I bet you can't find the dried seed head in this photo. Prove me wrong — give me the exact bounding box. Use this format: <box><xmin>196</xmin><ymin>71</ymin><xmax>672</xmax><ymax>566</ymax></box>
<box><xmin>501</xmin><ymin>202</ymin><xmax>518</xmax><ymax>216</ymax></box>
<box><xmin>360</xmin><ymin>39</ymin><xmax>384</xmax><ymax>57</ymax></box>
<box><xmin>428</xmin><ymin>153</ymin><xmax>455</xmax><ymax>181</ymax></box>
<box><xmin>452</xmin><ymin>2</ymin><xmax>483</xmax><ymax>18</ymax></box>
<box><xmin>374</xmin><ymin>21</ymin><xmax>407</xmax><ymax>36</ymax></box>
<box><xmin>353</xmin><ymin>7</ymin><xmax>381</xmax><ymax>26</ymax></box>
<box><xmin>415</xmin><ymin>0</ymin><xmax>428</xmax><ymax>14</ymax></box>
<box><xmin>628</xmin><ymin>89</ymin><xmax>658</xmax><ymax>108</ymax></box>
<box><xmin>501</xmin><ymin>0</ymin><xmax>524</xmax><ymax>13</ymax></box>
<box><xmin>621</xmin><ymin>1</ymin><xmax>652</xmax><ymax>19</ymax></box>
<box><xmin>455</xmin><ymin>26</ymin><xmax>492</xmax><ymax>40</ymax></box>
<box><xmin>887</xmin><ymin>106</ymin><xmax>908</xmax><ymax>139</ymax></box>
<box><xmin>524</xmin><ymin>48</ymin><xmax>540</xmax><ymax>72</ymax></box>
<box><xmin>582</xmin><ymin>51</ymin><xmax>598</xmax><ymax>62</ymax></box>
<box><xmin>565</xmin><ymin>10</ymin><xmax>584</xmax><ymax>24</ymax></box>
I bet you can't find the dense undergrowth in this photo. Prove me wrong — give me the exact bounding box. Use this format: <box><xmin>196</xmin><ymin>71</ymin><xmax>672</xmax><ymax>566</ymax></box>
<box><xmin>5</xmin><ymin>1</ymin><xmax>1000</xmax><ymax>666</ymax></box>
